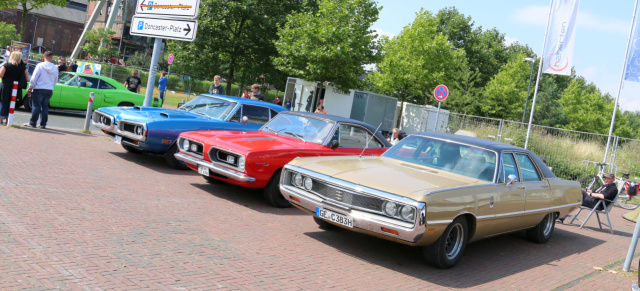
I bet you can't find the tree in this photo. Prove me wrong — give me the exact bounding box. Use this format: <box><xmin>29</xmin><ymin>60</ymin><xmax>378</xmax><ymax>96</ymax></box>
<box><xmin>0</xmin><ymin>22</ymin><xmax>19</xmax><ymax>48</ymax></box>
<box><xmin>480</xmin><ymin>53</ymin><xmax>531</xmax><ymax>120</ymax></box>
<box><xmin>367</xmin><ymin>9</ymin><xmax>465</xmax><ymax>109</ymax></box>
<box><xmin>170</xmin><ymin>0</ymin><xmax>306</xmax><ymax>93</ymax></box>
<box><xmin>560</xmin><ymin>77</ymin><xmax>612</xmax><ymax>134</ymax></box>
<box><xmin>274</xmin><ymin>0</ymin><xmax>381</xmax><ymax>92</ymax></box>
<box><xmin>0</xmin><ymin>0</ymin><xmax>67</xmax><ymax>43</ymax></box>
<box><xmin>81</xmin><ymin>27</ymin><xmax>118</xmax><ymax>62</ymax></box>
<box><xmin>531</xmin><ymin>76</ymin><xmax>567</xmax><ymax>127</ymax></box>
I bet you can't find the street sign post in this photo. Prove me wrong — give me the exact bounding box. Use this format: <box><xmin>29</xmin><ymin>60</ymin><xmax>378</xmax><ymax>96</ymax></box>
<box><xmin>136</xmin><ymin>0</ymin><xmax>200</xmax><ymax>18</ymax></box>
<box><xmin>433</xmin><ymin>84</ymin><xmax>449</xmax><ymax>130</ymax></box>
<box><xmin>130</xmin><ymin>16</ymin><xmax>198</xmax><ymax>41</ymax></box>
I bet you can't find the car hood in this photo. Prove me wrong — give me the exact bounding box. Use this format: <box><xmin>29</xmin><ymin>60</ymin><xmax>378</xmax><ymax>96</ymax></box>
<box><xmin>98</xmin><ymin>106</ymin><xmax>211</xmax><ymax>123</ymax></box>
<box><xmin>182</xmin><ymin>130</ymin><xmax>324</xmax><ymax>155</ymax></box>
<box><xmin>288</xmin><ymin>155</ymin><xmax>488</xmax><ymax>201</ymax></box>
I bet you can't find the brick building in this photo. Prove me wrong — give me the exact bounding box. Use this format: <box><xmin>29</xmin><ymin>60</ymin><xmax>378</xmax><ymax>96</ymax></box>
<box><xmin>0</xmin><ymin>0</ymin><xmax>88</xmax><ymax>56</ymax></box>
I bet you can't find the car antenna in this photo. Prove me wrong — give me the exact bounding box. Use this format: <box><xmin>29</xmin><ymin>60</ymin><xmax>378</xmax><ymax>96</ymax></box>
<box><xmin>359</xmin><ymin>121</ymin><xmax>383</xmax><ymax>158</ymax></box>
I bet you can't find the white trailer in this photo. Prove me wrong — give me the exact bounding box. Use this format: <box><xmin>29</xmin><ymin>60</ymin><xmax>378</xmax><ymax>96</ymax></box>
<box><xmin>284</xmin><ymin>77</ymin><xmax>398</xmax><ymax>133</ymax></box>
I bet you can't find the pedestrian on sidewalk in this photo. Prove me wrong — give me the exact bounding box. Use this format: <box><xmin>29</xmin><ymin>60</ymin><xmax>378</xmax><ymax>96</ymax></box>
<box><xmin>69</xmin><ymin>60</ymin><xmax>78</xmax><ymax>73</ymax></box>
<box><xmin>273</xmin><ymin>95</ymin><xmax>281</xmax><ymax>105</ymax></box>
<box><xmin>123</xmin><ymin>70</ymin><xmax>141</xmax><ymax>93</ymax></box>
<box><xmin>158</xmin><ymin>72</ymin><xmax>168</xmax><ymax>107</ymax></box>
<box><xmin>0</xmin><ymin>51</ymin><xmax>28</xmax><ymax>125</ymax></box>
<box><xmin>250</xmin><ymin>84</ymin><xmax>265</xmax><ymax>101</ymax></box>
<box><xmin>25</xmin><ymin>50</ymin><xmax>58</xmax><ymax>129</ymax></box>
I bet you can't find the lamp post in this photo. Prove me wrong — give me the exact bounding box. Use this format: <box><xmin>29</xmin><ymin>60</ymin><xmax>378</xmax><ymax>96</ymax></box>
<box><xmin>31</xmin><ymin>15</ymin><xmax>38</xmax><ymax>47</ymax></box>
<box><xmin>522</xmin><ymin>57</ymin><xmax>535</xmax><ymax>123</ymax></box>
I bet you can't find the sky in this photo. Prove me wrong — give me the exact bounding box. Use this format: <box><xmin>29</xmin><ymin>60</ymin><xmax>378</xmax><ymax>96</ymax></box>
<box><xmin>371</xmin><ymin>0</ymin><xmax>640</xmax><ymax>112</ymax></box>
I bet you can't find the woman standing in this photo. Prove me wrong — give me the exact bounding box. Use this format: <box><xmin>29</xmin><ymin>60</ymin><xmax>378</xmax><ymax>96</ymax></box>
<box><xmin>0</xmin><ymin>51</ymin><xmax>28</xmax><ymax>124</ymax></box>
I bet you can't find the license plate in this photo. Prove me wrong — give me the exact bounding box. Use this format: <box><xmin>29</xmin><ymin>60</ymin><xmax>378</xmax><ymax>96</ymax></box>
<box><xmin>198</xmin><ymin>165</ymin><xmax>209</xmax><ymax>176</ymax></box>
<box><xmin>316</xmin><ymin>208</ymin><xmax>353</xmax><ymax>228</ymax></box>
<box><xmin>114</xmin><ymin>135</ymin><xmax>122</xmax><ymax>144</ymax></box>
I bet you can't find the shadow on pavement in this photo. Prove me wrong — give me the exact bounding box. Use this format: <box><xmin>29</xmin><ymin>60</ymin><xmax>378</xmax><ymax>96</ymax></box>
<box><xmin>108</xmin><ymin>151</ymin><xmax>199</xmax><ymax>176</ymax></box>
<box><xmin>189</xmin><ymin>182</ymin><xmax>307</xmax><ymax>216</ymax></box>
<box><xmin>303</xmin><ymin>227</ymin><xmax>605</xmax><ymax>288</ymax></box>
<box><xmin>11</xmin><ymin>125</ymin><xmax>98</xmax><ymax>137</ymax></box>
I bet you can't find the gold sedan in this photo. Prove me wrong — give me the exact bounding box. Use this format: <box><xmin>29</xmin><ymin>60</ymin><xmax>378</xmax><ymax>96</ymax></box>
<box><xmin>280</xmin><ymin>132</ymin><xmax>582</xmax><ymax>269</ymax></box>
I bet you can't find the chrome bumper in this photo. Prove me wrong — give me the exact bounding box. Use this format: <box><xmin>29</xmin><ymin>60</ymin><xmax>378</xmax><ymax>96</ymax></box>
<box><xmin>280</xmin><ymin>184</ymin><xmax>426</xmax><ymax>243</ymax></box>
<box><xmin>174</xmin><ymin>152</ymin><xmax>255</xmax><ymax>183</ymax></box>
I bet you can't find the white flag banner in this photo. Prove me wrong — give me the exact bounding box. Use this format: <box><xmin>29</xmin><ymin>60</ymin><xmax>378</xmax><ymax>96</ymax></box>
<box><xmin>543</xmin><ymin>0</ymin><xmax>580</xmax><ymax>76</ymax></box>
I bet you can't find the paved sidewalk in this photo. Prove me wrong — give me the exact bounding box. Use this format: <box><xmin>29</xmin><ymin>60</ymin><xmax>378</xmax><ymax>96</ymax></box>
<box><xmin>0</xmin><ymin>125</ymin><xmax>639</xmax><ymax>290</ymax></box>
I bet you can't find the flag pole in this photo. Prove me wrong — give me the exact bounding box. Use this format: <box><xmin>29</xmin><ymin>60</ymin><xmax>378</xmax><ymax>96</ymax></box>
<box><xmin>524</xmin><ymin>0</ymin><xmax>555</xmax><ymax>149</ymax></box>
<box><xmin>603</xmin><ymin>0</ymin><xmax>639</xmax><ymax>165</ymax></box>
<box><xmin>620</xmin><ymin>0</ymin><xmax>639</xmax><ymax>273</ymax></box>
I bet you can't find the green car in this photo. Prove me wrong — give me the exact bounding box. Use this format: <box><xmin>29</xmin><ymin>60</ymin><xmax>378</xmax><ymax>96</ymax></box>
<box><xmin>17</xmin><ymin>72</ymin><xmax>156</xmax><ymax>111</ymax></box>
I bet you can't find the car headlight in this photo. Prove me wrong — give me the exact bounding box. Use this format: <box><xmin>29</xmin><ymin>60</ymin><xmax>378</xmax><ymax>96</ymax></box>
<box><xmin>238</xmin><ymin>156</ymin><xmax>245</xmax><ymax>170</ymax></box>
<box><xmin>383</xmin><ymin>201</ymin><xmax>397</xmax><ymax>216</ymax></box>
<box><xmin>292</xmin><ymin>173</ymin><xmax>303</xmax><ymax>187</ymax></box>
<box><xmin>190</xmin><ymin>143</ymin><xmax>198</xmax><ymax>152</ymax></box>
<box><xmin>399</xmin><ymin>205</ymin><xmax>415</xmax><ymax>221</ymax></box>
<box><xmin>303</xmin><ymin>177</ymin><xmax>313</xmax><ymax>190</ymax></box>
<box><xmin>135</xmin><ymin>125</ymin><xmax>143</xmax><ymax>135</ymax></box>
<box><xmin>182</xmin><ymin>139</ymin><xmax>190</xmax><ymax>150</ymax></box>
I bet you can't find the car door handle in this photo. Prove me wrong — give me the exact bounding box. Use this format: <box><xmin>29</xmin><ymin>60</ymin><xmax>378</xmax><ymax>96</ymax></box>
<box><xmin>541</xmin><ymin>184</ymin><xmax>550</xmax><ymax>188</ymax></box>
<box><xmin>517</xmin><ymin>186</ymin><xmax>525</xmax><ymax>189</ymax></box>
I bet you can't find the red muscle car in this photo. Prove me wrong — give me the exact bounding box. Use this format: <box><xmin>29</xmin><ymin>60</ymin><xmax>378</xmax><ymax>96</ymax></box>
<box><xmin>174</xmin><ymin>111</ymin><xmax>392</xmax><ymax>207</ymax></box>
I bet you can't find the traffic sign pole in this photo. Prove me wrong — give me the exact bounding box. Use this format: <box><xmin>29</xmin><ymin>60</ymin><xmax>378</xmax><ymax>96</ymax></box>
<box><xmin>144</xmin><ymin>38</ymin><xmax>162</xmax><ymax>107</ymax></box>
<box><xmin>433</xmin><ymin>85</ymin><xmax>449</xmax><ymax>132</ymax></box>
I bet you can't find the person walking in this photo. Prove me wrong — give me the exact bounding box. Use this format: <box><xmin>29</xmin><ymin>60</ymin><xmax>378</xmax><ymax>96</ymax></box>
<box><xmin>123</xmin><ymin>70</ymin><xmax>141</xmax><ymax>93</ymax></box>
<box><xmin>25</xmin><ymin>50</ymin><xmax>58</xmax><ymax>129</ymax></box>
<box><xmin>158</xmin><ymin>72</ymin><xmax>168</xmax><ymax>107</ymax></box>
<box><xmin>0</xmin><ymin>51</ymin><xmax>28</xmax><ymax>125</ymax></box>
<box><xmin>208</xmin><ymin>75</ymin><xmax>225</xmax><ymax>95</ymax></box>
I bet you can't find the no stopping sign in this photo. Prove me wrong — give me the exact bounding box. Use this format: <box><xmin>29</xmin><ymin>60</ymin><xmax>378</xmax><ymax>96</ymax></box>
<box><xmin>434</xmin><ymin>85</ymin><xmax>449</xmax><ymax>101</ymax></box>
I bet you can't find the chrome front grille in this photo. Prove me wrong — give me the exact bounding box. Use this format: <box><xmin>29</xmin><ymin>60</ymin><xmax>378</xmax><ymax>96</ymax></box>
<box><xmin>91</xmin><ymin>111</ymin><xmax>114</xmax><ymax>131</ymax></box>
<box><xmin>210</xmin><ymin>148</ymin><xmax>240</xmax><ymax>167</ymax></box>
<box><xmin>116</xmin><ymin>121</ymin><xmax>146</xmax><ymax>141</ymax></box>
<box><xmin>178</xmin><ymin>137</ymin><xmax>204</xmax><ymax>158</ymax></box>
<box><xmin>312</xmin><ymin>182</ymin><xmax>385</xmax><ymax>212</ymax></box>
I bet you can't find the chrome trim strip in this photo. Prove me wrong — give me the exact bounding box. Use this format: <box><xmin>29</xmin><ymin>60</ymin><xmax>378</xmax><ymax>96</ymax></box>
<box><xmin>281</xmin><ymin>184</ymin><xmax>425</xmax><ymax>243</ymax></box>
<box><xmin>426</xmin><ymin>219</ymin><xmax>453</xmax><ymax>225</ymax></box>
<box><xmin>174</xmin><ymin>152</ymin><xmax>255</xmax><ymax>183</ymax></box>
<box><xmin>91</xmin><ymin>111</ymin><xmax>115</xmax><ymax>132</ymax></box>
<box><xmin>473</xmin><ymin>202</ymin><xmax>582</xmax><ymax>221</ymax></box>
<box><xmin>116</xmin><ymin>120</ymin><xmax>147</xmax><ymax>141</ymax></box>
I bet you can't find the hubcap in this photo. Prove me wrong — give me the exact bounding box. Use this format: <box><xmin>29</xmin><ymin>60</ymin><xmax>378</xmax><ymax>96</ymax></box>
<box><xmin>543</xmin><ymin>213</ymin><xmax>554</xmax><ymax>237</ymax></box>
<box><xmin>444</xmin><ymin>223</ymin><xmax>464</xmax><ymax>259</ymax></box>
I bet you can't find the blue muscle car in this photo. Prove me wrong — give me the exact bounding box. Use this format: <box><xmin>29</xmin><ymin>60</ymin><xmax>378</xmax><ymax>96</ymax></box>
<box><xmin>92</xmin><ymin>94</ymin><xmax>287</xmax><ymax>168</ymax></box>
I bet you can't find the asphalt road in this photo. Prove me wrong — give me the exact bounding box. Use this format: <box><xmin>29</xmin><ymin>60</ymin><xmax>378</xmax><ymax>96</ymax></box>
<box><xmin>8</xmin><ymin>107</ymin><xmax>103</xmax><ymax>132</ymax></box>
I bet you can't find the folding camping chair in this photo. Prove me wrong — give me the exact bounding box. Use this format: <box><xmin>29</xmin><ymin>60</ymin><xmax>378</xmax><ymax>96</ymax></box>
<box><xmin>569</xmin><ymin>191</ymin><xmax>620</xmax><ymax>234</ymax></box>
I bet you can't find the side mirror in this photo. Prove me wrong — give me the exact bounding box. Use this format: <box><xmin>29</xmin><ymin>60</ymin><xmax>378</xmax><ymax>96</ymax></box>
<box><xmin>507</xmin><ymin>174</ymin><xmax>518</xmax><ymax>186</ymax></box>
<box><xmin>242</xmin><ymin>116</ymin><xmax>248</xmax><ymax>125</ymax></box>
<box><xmin>330</xmin><ymin>140</ymin><xmax>339</xmax><ymax>150</ymax></box>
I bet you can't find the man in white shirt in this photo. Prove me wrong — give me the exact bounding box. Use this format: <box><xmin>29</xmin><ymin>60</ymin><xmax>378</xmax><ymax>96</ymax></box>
<box><xmin>25</xmin><ymin>50</ymin><xmax>58</xmax><ymax>129</ymax></box>
<box><xmin>3</xmin><ymin>46</ymin><xmax>10</xmax><ymax>58</ymax></box>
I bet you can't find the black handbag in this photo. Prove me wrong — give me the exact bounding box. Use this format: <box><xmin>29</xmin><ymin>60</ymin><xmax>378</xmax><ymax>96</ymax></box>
<box><xmin>18</xmin><ymin>64</ymin><xmax>28</xmax><ymax>90</ymax></box>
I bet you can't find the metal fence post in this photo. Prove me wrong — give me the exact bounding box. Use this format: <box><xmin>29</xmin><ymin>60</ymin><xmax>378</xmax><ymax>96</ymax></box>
<box><xmin>84</xmin><ymin>92</ymin><xmax>94</xmax><ymax>131</ymax></box>
<box><xmin>497</xmin><ymin>119</ymin><xmax>504</xmax><ymax>142</ymax></box>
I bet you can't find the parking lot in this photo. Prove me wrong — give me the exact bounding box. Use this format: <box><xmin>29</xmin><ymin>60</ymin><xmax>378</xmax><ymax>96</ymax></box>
<box><xmin>1</xmin><ymin>123</ymin><xmax>640</xmax><ymax>290</ymax></box>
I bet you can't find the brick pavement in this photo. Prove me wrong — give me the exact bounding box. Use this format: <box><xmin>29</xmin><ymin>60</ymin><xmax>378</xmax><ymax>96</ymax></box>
<box><xmin>0</xmin><ymin>124</ymin><xmax>639</xmax><ymax>290</ymax></box>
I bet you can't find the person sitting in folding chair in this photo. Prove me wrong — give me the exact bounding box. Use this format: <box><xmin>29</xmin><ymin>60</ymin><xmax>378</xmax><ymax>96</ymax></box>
<box><xmin>558</xmin><ymin>172</ymin><xmax>618</xmax><ymax>223</ymax></box>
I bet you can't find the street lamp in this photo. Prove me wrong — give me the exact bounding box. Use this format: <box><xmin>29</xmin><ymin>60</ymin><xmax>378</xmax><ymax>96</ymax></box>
<box><xmin>522</xmin><ymin>57</ymin><xmax>535</xmax><ymax>123</ymax></box>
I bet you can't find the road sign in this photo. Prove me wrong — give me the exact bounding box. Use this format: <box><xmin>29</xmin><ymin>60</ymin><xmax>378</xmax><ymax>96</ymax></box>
<box><xmin>434</xmin><ymin>84</ymin><xmax>449</xmax><ymax>101</ymax></box>
<box><xmin>168</xmin><ymin>54</ymin><xmax>174</xmax><ymax>64</ymax></box>
<box><xmin>136</xmin><ymin>0</ymin><xmax>200</xmax><ymax>18</ymax></box>
<box><xmin>130</xmin><ymin>16</ymin><xmax>198</xmax><ymax>41</ymax></box>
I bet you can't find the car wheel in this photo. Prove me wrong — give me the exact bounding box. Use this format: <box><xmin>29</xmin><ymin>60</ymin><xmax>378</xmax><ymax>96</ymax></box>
<box><xmin>203</xmin><ymin>175</ymin><xmax>222</xmax><ymax>184</ymax></box>
<box><xmin>526</xmin><ymin>213</ymin><xmax>555</xmax><ymax>244</ymax></box>
<box><xmin>121</xmin><ymin>144</ymin><xmax>142</xmax><ymax>154</ymax></box>
<box><xmin>165</xmin><ymin>144</ymin><xmax>188</xmax><ymax>170</ymax></box>
<box><xmin>22</xmin><ymin>96</ymin><xmax>32</xmax><ymax>111</ymax></box>
<box><xmin>263</xmin><ymin>169</ymin><xmax>291</xmax><ymax>208</ymax></box>
<box><xmin>423</xmin><ymin>216</ymin><xmax>468</xmax><ymax>269</ymax></box>
<box><xmin>313</xmin><ymin>216</ymin><xmax>335</xmax><ymax>230</ymax></box>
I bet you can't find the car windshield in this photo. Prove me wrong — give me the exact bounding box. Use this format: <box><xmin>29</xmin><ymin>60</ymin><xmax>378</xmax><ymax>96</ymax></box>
<box><xmin>382</xmin><ymin>135</ymin><xmax>497</xmax><ymax>182</ymax></box>
<box><xmin>260</xmin><ymin>114</ymin><xmax>335</xmax><ymax>144</ymax></box>
<box><xmin>58</xmin><ymin>72</ymin><xmax>76</xmax><ymax>84</ymax></box>
<box><xmin>177</xmin><ymin>95</ymin><xmax>237</xmax><ymax>120</ymax></box>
